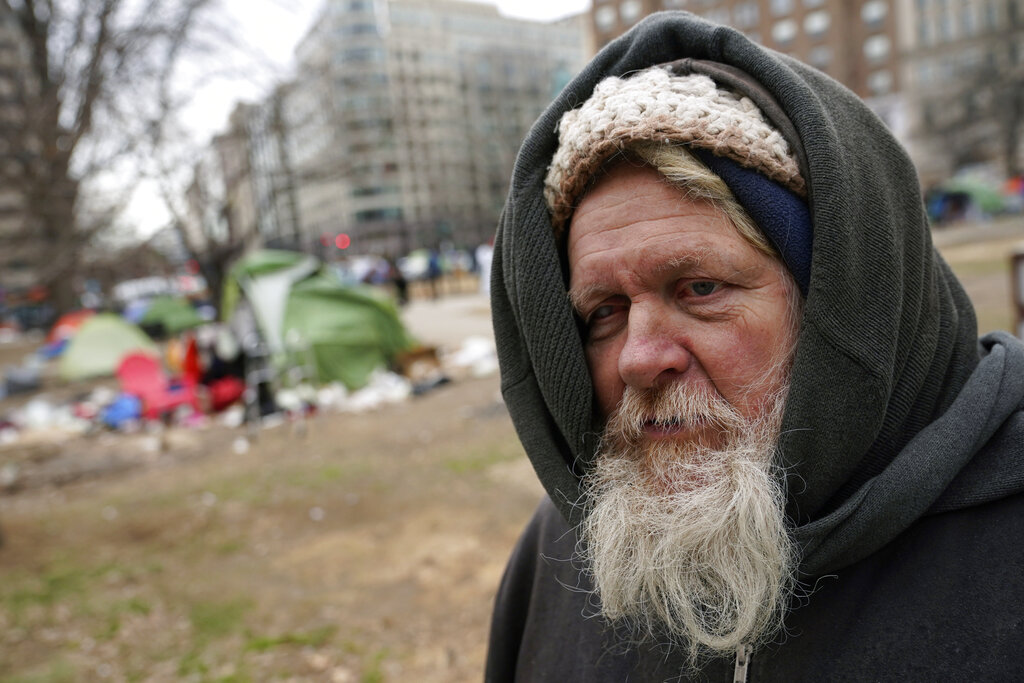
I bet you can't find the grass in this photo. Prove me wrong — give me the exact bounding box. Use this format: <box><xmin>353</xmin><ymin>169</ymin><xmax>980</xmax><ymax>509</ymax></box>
<box><xmin>362</xmin><ymin>648</ymin><xmax>390</xmax><ymax>683</ymax></box>
<box><xmin>189</xmin><ymin>598</ymin><xmax>252</xmax><ymax>643</ymax></box>
<box><xmin>244</xmin><ymin>624</ymin><xmax>337</xmax><ymax>652</ymax></box>
<box><xmin>443</xmin><ymin>442</ymin><xmax>523</xmax><ymax>474</ymax></box>
<box><xmin>945</xmin><ymin>256</ymin><xmax>1010</xmax><ymax>278</ymax></box>
<box><xmin>940</xmin><ymin>237</ymin><xmax>1018</xmax><ymax>335</ymax></box>
<box><xmin>2</xmin><ymin>560</ymin><xmax>115</xmax><ymax>623</ymax></box>
<box><xmin>98</xmin><ymin>598</ymin><xmax>152</xmax><ymax>640</ymax></box>
<box><xmin>1</xmin><ymin>659</ymin><xmax>75</xmax><ymax>683</ymax></box>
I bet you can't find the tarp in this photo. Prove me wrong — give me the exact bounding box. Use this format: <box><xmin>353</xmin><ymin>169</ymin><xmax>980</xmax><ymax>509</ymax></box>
<box><xmin>224</xmin><ymin>250</ymin><xmax>415</xmax><ymax>390</ymax></box>
<box><xmin>58</xmin><ymin>313</ymin><xmax>159</xmax><ymax>381</ymax></box>
<box><xmin>139</xmin><ymin>296</ymin><xmax>204</xmax><ymax>336</ymax></box>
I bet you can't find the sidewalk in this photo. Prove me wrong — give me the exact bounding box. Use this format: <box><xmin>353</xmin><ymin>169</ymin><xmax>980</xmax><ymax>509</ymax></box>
<box><xmin>400</xmin><ymin>291</ymin><xmax>493</xmax><ymax>351</ymax></box>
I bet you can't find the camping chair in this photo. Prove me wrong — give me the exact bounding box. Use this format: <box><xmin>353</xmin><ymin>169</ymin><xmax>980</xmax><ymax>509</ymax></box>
<box><xmin>116</xmin><ymin>352</ymin><xmax>202</xmax><ymax>421</ymax></box>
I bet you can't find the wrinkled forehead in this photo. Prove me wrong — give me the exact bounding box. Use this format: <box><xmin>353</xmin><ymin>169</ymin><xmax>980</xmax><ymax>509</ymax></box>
<box><xmin>547</xmin><ymin>64</ymin><xmax>813</xmax><ymax>295</ymax></box>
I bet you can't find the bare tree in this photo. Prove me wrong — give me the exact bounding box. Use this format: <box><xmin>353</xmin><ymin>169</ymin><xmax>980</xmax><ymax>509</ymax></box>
<box><xmin>170</xmin><ymin>128</ymin><xmax>250</xmax><ymax>309</ymax></box>
<box><xmin>0</xmin><ymin>0</ymin><xmax>219</xmax><ymax>313</ymax></box>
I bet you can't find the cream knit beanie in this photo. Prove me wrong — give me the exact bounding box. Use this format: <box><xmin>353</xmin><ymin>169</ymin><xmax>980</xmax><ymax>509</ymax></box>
<box><xmin>544</xmin><ymin>66</ymin><xmax>806</xmax><ymax>235</ymax></box>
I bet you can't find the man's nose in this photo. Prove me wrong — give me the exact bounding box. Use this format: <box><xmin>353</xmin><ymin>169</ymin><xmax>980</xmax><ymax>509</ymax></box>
<box><xmin>617</xmin><ymin>305</ymin><xmax>692</xmax><ymax>390</ymax></box>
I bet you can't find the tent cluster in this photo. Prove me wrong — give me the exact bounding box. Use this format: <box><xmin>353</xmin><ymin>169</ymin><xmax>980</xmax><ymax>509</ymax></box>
<box><xmin>3</xmin><ymin>251</ymin><xmax>421</xmax><ymax>431</ymax></box>
<box><xmin>926</xmin><ymin>173</ymin><xmax>1024</xmax><ymax>224</ymax></box>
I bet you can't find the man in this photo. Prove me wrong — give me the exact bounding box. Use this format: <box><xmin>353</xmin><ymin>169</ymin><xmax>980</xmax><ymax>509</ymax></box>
<box><xmin>486</xmin><ymin>12</ymin><xmax>1024</xmax><ymax>682</ymax></box>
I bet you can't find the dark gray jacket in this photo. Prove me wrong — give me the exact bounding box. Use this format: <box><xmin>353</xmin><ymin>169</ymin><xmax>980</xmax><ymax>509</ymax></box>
<box><xmin>488</xmin><ymin>11</ymin><xmax>1024</xmax><ymax>682</ymax></box>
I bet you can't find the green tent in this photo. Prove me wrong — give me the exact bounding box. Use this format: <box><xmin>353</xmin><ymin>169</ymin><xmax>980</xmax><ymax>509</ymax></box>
<box><xmin>140</xmin><ymin>296</ymin><xmax>204</xmax><ymax>336</ymax></box>
<box><xmin>940</xmin><ymin>177</ymin><xmax>1005</xmax><ymax>214</ymax></box>
<box><xmin>223</xmin><ymin>250</ymin><xmax>416</xmax><ymax>390</ymax></box>
<box><xmin>59</xmin><ymin>313</ymin><xmax>159</xmax><ymax>381</ymax></box>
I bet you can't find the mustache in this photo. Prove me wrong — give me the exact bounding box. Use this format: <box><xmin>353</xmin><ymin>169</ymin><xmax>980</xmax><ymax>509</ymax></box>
<box><xmin>606</xmin><ymin>382</ymin><xmax>747</xmax><ymax>445</ymax></box>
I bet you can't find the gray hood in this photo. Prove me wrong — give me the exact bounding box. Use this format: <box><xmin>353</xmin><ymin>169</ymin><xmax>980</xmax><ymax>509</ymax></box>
<box><xmin>491</xmin><ymin>12</ymin><xmax>1024</xmax><ymax>576</ymax></box>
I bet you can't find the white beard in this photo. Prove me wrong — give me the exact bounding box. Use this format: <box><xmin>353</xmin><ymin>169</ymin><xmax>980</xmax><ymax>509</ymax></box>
<box><xmin>578</xmin><ymin>380</ymin><xmax>795</xmax><ymax>665</ymax></box>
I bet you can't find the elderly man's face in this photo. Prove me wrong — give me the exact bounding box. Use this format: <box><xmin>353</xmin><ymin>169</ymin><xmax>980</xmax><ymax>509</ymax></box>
<box><xmin>568</xmin><ymin>162</ymin><xmax>796</xmax><ymax>439</ymax></box>
<box><xmin>568</xmin><ymin>161</ymin><xmax>800</xmax><ymax>658</ymax></box>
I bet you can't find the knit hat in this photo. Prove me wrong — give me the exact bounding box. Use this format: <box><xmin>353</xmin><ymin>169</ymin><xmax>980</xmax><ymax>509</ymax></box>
<box><xmin>544</xmin><ymin>65</ymin><xmax>813</xmax><ymax>293</ymax></box>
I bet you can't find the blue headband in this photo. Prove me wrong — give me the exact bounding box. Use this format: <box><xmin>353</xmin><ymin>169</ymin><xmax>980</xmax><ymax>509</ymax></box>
<box><xmin>694</xmin><ymin>149</ymin><xmax>812</xmax><ymax>295</ymax></box>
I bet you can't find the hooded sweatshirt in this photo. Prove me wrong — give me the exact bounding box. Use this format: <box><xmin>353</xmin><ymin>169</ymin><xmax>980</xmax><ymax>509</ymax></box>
<box><xmin>488</xmin><ymin>10</ymin><xmax>1024</xmax><ymax>682</ymax></box>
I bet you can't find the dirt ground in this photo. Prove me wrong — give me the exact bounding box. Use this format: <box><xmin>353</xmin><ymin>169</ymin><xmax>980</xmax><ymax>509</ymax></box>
<box><xmin>0</xmin><ymin>219</ymin><xmax>1021</xmax><ymax>682</ymax></box>
<box><xmin>0</xmin><ymin>371</ymin><xmax>543</xmax><ymax>682</ymax></box>
<box><xmin>0</xmin><ymin>289</ymin><xmax>546</xmax><ymax>682</ymax></box>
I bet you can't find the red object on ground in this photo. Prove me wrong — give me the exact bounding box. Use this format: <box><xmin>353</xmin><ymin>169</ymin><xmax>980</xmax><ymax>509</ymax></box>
<box><xmin>208</xmin><ymin>377</ymin><xmax>245</xmax><ymax>412</ymax></box>
<box><xmin>46</xmin><ymin>309</ymin><xmax>95</xmax><ymax>344</ymax></box>
<box><xmin>116</xmin><ymin>352</ymin><xmax>202</xmax><ymax>420</ymax></box>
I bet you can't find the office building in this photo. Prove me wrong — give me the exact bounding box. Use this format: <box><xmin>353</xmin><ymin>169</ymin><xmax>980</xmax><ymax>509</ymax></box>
<box><xmin>283</xmin><ymin>0</ymin><xmax>587</xmax><ymax>255</ymax></box>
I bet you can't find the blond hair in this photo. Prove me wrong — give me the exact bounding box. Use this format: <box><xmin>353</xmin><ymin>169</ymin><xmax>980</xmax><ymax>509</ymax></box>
<box><xmin>620</xmin><ymin>141</ymin><xmax>778</xmax><ymax>260</ymax></box>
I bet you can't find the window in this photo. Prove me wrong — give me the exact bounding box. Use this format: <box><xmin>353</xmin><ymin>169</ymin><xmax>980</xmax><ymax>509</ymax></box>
<box><xmin>771</xmin><ymin>0</ymin><xmax>794</xmax><ymax>16</ymax></box>
<box><xmin>733</xmin><ymin>2</ymin><xmax>759</xmax><ymax>28</ymax></box>
<box><xmin>916</xmin><ymin>61</ymin><xmax>932</xmax><ymax>86</ymax></box>
<box><xmin>595</xmin><ymin>5</ymin><xmax>617</xmax><ymax>30</ymax></box>
<box><xmin>984</xmin><ymin>0</ymin><xmax>998</xmax><ymax>30</ymax></box>
<box><xmin>961</xmin><ymin>3</ymin><xmax>976</xmax><ymax>34</ymax></box>
<box><xmin>621</xmin><ymin>0</ymin><xmax>643</xmax><ymax>24</ymax></box>
<box><xmin>863</xmin><ymin>34</ymin><xmax>891</xmax><ymax>61</ymax></box>
<box><xmin>938</xmin><ymin>14</ymin><xmax>953</xmax><ymax>40</ymax></box>
<box><xmin>804</xmin><ymin>10</ymin><xmax>830</xmax><ymax>36</ymax></box>
<box><xmin>861</xmin><ymin>0</ymin><xmax>888</xmax><ymax>27</ymax></box>
<box><xmin>772</xmin><ymin>18</ymin><xmax>797</xmax><ymax>43</ymax></box>
<box><xmin>355</xmin><ymin>207</ymin><xmax>403</xmax><ymax>222</ymax></box>
<box><xmin>867</xmin><ymin>69</ymin><xmax>893</xmax><ymax>95</ymax></box>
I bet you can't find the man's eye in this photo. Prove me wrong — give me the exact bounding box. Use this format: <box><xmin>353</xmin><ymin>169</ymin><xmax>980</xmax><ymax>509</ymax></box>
<box><xmin>584</xmin><ymin>299</ymin><xmax>628</xmax><ymax>334</ymax></box>
<box><xmin>688</xmin><ymin>281</ymin><xmax>720</xmax><ymax>296</ymax></box>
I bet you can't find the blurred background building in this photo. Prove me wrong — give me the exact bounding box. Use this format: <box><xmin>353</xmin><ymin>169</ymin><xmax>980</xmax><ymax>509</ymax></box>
<box><xmin>900</xmin><ymin>0</ymin><xmax>1024</xmax><ymax>184</ymax></box>
<box><xmin>592</xmin><ymin>0</ymin><xmax>900</xmax><ymax>103</ymax></box>
<box><xmin>589</xmin><ymin>0</ymin><xmax>1024</xmax><ymax>187</ymax></box>
<box><xmin>199</xmin><ymin>0</ymin><xmax>1023</xmax><ymax>262</ymax></box>
<box><xmin>264</xmin><ymin>0</ymin><xmax>588</xmax><ymax>256</ymax></box>
<box><xmin>0</xmin><ymin>8</ymin><xmax>40</xmax><ymax>295</ymax></box>
<box><xmin>2</xmin><ymin>0</ymin><xmax>1023</xmax><ymax>310</ymax></box>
